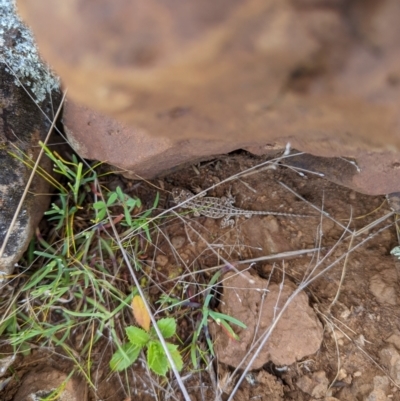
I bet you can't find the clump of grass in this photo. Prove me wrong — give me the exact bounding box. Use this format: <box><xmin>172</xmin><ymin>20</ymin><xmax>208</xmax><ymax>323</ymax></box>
<box><xmin>159</xmin><ymin>266</ymin><xmax>246</xmax><ymax>368</ymax></box>
<box><xmin>0</xmin><ymin>144</ymin><xmax>253</xmax><ymax>399</ymax></box>
<box><xmin>0</xmin><ymin>145</ymin><xmax>158</xmax><ymax>386</ymax></box>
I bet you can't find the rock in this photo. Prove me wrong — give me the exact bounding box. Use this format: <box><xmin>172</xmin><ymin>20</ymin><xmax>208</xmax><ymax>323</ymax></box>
<box><xmin>0</xmin><ymin>355</ymin><xmax>15</xmax><ymax>378</ymax></box>
<box><xmin>386</xmin><ymin>192</ymin><xmax>400</xmax><ymax>213</ymax></box>
<box><xmin>386</xmin><ymin>332</ymin><xmax>400</xmax><ymax>351</ymax></box>
<box><xmin>17</xmin><ymin>0</ymin><xmax>400</xmax><ymax>194</ymax></box>
<box><xmin>210</xmin><ymin>271</ymin><xmax>323</xmax><ymax>369</ymax></box>
<box><xmin>63</xmin><ymin>100</ymin><xmax>269</xmax><ymax>179</ymax></box>
<box><xmin>0</xmin><ymin>0</ymin><xmax>61</xmax><ymax>276</ymax></box>
<box><xmin>366</xmin><ymin>376</ymin><xmax>390</xmax><ymax>401</ymax></box>
<box><xmin>296</xmin><ymin>371</ymin><xmax>329</xmax><ymax>399</ymax></box>
<box><xmin>379</xmin><ymin>346</ymin><xmax>400</xmax><ymax>383</ymax></box>
<box><xmin>171</xmin><ymin>236</ymin><xmax>185</xmax><ymax>250</ymax></box>
<box><xmin>12</xmin><ymin>368</ymin><xmax>86</xmax><ymax>401</ymax></box>
<box><xmin>155</xmin><ymin>255</ymin><xmax>168</xmax><ymax>267</ymax></box>
<box><xmin>339</xmin><ymin>383</ymin><xmax>372</xmax><ymax>401</ymax></box>
<box><xmin>254</xmin><ymin>371</ymin><xmax>284</xmax><ymax>400</ymax></box>
<box><xmin>369</xmin><ymin>269</ymin><xmax>398</xmax><ymax>305</ymax></box>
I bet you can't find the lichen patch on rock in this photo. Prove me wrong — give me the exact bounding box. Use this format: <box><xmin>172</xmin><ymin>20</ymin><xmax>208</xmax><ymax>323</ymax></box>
<box><xmin>0</xmin><ymin>0</ymin><xmax>59</xmax><ymax>103</ymax></box>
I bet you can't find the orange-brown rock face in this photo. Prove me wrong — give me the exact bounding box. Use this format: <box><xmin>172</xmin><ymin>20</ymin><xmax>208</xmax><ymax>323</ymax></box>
<box><xmin>17</xmin><ymin>0</ymin><xmax>400</xmax><ymax>194</ymax></box>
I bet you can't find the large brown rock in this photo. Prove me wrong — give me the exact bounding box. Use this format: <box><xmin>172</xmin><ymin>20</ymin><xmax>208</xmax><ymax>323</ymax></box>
<box><xmin>210</xmin><ymin>271</ymin><xmax>323</xmax><ymax>369</ymax></box>
<box><xmin>12</xmin><ymin>367</ymin><xmax>86</xmax><ymax>401</ymax></box>
<box><xmin>17</xmin><ymin>0</ymin><xmax>400</xmax><ymax>194</ymax></box>
<box><xmin>63</xmin><ymin>100</ymin><xmax>275</xmax><ymax>179</ymax></box>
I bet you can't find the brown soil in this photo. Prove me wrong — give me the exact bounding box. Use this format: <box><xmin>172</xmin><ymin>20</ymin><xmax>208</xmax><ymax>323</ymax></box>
<box><xmin>2</xmin><ymin>152</ymin><xmax>400</xmax><ymax>401</ymax></box>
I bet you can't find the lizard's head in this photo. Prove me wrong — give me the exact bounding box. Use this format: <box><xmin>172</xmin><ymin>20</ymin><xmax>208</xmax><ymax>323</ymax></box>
<box><xmin>171</xmin><ymin>187</ymin><xmax>192</xmax><ymax>203</ymax></box>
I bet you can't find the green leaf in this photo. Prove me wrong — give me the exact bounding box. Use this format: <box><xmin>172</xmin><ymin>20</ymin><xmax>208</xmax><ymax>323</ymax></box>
<box><xmin>124</xmin><ymin>208</ymin><xmax>132</xmax><ymax>226</ymax></box>
<box><xmin>152</xmin><ymin>192</ymin><xmax>159</xmax><ymax>208</ymax></box>
<box><xmin>126</xmin><ymin>198</ymin><xmax>138</xmax><ymax>208</ymax></box>
<box><xmin>44</xmin><ymin>203</ymin><xmax>61</xmax><ymax>215</ymax></box>
<box><xmin>147</xmin><ymin>341</ymin><xmax>168</xmax><ymax>376</ymax></box>
<box><xmin>72</xmin><ymin>162</ymin><xmax>83</xmax><ymax>204</ymax></box>
<box><xmin>0</xmin><ymin>314</ymin><xmax>15</xmax><ymax>336</ymax></box>
<box><xmin>206</xmin><ymin>335</ymin><xmax>215</xmax><ymax>356</ymax></box>
<box><xmin>71</xmin><ymin>154</ymin><xmax>78</xmax><ymax>164</ymax></box>
<box><xmin>110</xmin><ymin>343</ymin><xmax>141</xmax><ymax>371</ymax></box>
<box><xmin>157</xmin><ymin>318</ymin><xmax>176</xmax><ymax>339</ymax></box>
<box><xmin>22</xmin><ymin>260</ymin><xmax>57</xmax><ymax>290</ymax></box>
<box><xmin>92</xmin><ymin>201</ymin><xmax>107</xmax><ymax>221</ymax></box>
<box><xmin>33</xmin><ymin>251</ymin><xmax>59</xmax><ymax>260</ymax></box>
<box><xmin>166</xmin><ymin>342</ymin><xmax>183</xmax><ymax>371</ymax></box>
<box><xmin>209</xmin><ymin>311</ymin><xmax>247</xmax><ymax>328</ymax></box>
<box><xmin>191</xmin><ymin>342</ymin><xmax>198</xmax><ymax>368</ymax></box>
<box><xmin>20</xmin><ymin>342</ymin><xmax>31</xmax><ymax>356</ymax></box>
<box><xmin>126</xmin><ymin>326</ymin><xmax>150</xmax><ymax>347</ymax></box>
<box><xmin>210</xmin><ymin>314</ymin><xmax>239</xmax><ymax>341</ymax></box>
<box><xmin>107</xmin><ymin>192</ymin><xmax>118</xmax><ymax>206</ymax></box>
<box><xmin>116</xmin><ymin>186</ymin><xmax>124</xmax><ymax>201</ymax></box>
<box><xmin>93</xmin><ymin>201</ymin><xmax>106</xmax><ymax>210</ymax></box>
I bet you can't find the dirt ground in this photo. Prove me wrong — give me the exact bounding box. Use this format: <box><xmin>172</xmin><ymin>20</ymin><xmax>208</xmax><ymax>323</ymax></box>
<box><xmin>2</xmin><ymin>151</ymin><xmax>400</xmax><ymax>401</ymax></box>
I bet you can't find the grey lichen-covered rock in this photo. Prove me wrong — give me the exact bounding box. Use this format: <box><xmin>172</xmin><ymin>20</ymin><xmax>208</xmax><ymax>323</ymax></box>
<box><xmin>0</xmin><ymin>0</ymin><xmax>61</xmax><ymax>276</ymax></box>
<box><xmin>0</xmin><ymin>0</ymin><xmax>59</xmax><ymax>103</ymax></box>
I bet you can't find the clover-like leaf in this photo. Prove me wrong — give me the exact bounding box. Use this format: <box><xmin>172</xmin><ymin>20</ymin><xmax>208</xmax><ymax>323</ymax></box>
<box><xmin>157</xmin><ymin>318</ymin><xmax>176</xmax><ymax>339</ymax></box>
<box><xmin>126</xmin><ymin>326</ymin><xmax>150</xmax><ymax>347</ymax></box>
<box><xmin>147</xmin><ymin>341</ymin><xmax>168</xmax><ymax>376</ymax></box>
<box><xmin>107</xmin><ymin>191</ymin><xmax>118</xmax><ymax>206</ymax></box>
<box><xmin>110</xmin><ymin>342</ymin><xmax>141</xmax><ymax>371</ymax></box>
<box><xmin>166</xmin><ymin>342</ymin><xmax>183</xmax><ymax>372</ymax></box>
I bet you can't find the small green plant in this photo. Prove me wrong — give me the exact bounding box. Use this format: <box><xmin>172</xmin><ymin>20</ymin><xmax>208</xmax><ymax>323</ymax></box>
<box><xmin>110</xmin><ymin>296</ymin><xmax>183</xmax><ymax>376</ymax></box>
<box><xmin>191</xmin><ymin>269</ymin><xmax>247</xmax><ymax>368</ymax></box>
<box><xmin>41</xmin><ymin>142</ymin><xmax>97</xmax><ymax>202</ymax></box>
<box><xmin>92</xmin><ymin>185</ymin><xmax>159</xmax><ymax>244</ymax></box>
<box><xmin>92</xmin><ymin>186</ymin><xmax>141</xmax><ymax>225</ymax></box>
<box><xmin>160</xmin><ymin>268</ymin><xmax>247</xmax><ymax>368</ymax></box>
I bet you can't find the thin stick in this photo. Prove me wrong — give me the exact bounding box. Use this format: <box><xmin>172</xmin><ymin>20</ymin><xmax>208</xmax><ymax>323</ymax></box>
<box><xmin>227</xmin><ymin>218</ymin><xmax>395</xmax><ymax>400</ymax></box>
<box><xmin>328</xmin><ymin>230</ymin><xmax>355</xmax><ymax>312</ymax></box>
<box><xmin>106</xmin><ymin>207</ymin><xmax>191</xmax><ymax>400</ymax></box>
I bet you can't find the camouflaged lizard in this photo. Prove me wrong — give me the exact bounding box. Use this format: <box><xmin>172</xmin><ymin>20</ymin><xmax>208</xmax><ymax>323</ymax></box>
<box><xmin>172</xmin><ymin>187</ymin><xmax>310</xmax><ymax>228</ymax></box>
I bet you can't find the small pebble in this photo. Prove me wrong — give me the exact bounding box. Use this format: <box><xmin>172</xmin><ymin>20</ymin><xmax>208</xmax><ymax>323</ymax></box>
<box><xmin>337</xmin><ymin>368</ymin><xmax>347</xmax><ymax>381</ymax></box>
<box><xmin>156</xmin><ymin>255</ymin><xmax>168</xmax><ymax>267</ymax></box>
<box><xmin>171</xmin><ymin>236</ymin><xmax>185</xmax><ymax>249</ymax></box>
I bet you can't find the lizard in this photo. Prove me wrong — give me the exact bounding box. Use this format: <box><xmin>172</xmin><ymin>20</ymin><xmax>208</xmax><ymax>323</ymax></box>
<box><xmin>171</xmin><ymin>187</ymin><xmax>311</xmax><ymax>228</ymax></box>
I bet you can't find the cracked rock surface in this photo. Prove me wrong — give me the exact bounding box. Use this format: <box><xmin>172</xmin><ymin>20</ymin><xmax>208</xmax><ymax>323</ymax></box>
<box><xmin>210</xmin><ymin>271</ymin><xmax>323</xmax><ymax>369</ymax></box>
<box><xmin>0</xmin><ymin>0</ymin><xmax>60</xmax><ymax>276</ymax></box>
